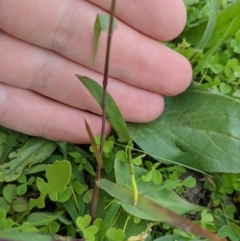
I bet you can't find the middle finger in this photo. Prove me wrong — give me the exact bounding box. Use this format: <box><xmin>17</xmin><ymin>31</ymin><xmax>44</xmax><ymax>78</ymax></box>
<box><xmin>0</xmin><ymin>31</ymin><xmax>164</xmax><ymax>123</ymax></box>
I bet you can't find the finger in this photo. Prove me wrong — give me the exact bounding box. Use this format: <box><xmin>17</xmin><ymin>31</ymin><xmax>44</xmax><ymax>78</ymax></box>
<box><xmin>0</xmin><ymin>82</ymin><xmax>111</xmax><ymax>143</ymax></box>
<box><xmin>88</xmin><ymin>0</ymin><xmax>187</xmax><ymax>41</ymax></box>
<box><xmin>0</xmin><ymin>31</ymin><xmax>164</xmax><ymax>123</ymax></box>
<box><xmin>0</xmin><ymin>0</ymin><xmax>192</xmax><ymax>96</ymax></box>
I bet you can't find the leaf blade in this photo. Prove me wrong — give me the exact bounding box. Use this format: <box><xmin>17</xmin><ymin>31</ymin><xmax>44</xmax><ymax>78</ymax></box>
<box><xmin>97</xmin><ymin>179</ymin><xmax>226</xmax><ymax>241</ymax></box>
<box><xmin>77</xmin><ymin>75</ymin><xmax>131</xmax><ymax>143</ymax></box>
<box><xmin>128</xmin><ymin>90</ymin><xmax>240</xmax><ymax>172</ymax></box>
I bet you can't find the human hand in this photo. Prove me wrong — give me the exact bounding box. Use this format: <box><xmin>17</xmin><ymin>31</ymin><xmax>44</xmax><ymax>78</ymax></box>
<box><xmin>0</xmin><ymin>0</ymin><xmax>192</xmax><ymax>143</ymax></box>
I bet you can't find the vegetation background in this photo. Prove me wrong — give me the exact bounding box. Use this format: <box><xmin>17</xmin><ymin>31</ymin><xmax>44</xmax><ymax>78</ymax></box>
<box><xmin>1</xmin><ymin>0</ymin><xmax>240</xmax><ymax>240</ymax></box>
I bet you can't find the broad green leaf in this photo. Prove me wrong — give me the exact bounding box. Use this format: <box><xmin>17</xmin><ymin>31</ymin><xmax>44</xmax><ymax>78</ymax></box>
<box><xmin>93</xmin><ymin>14</ymin><xmax>117</xmax><ymax>68</ymax></box>
<box><xmin>77</xmin><ymin>75</ymin><xmax>131</xmax><ymax>143</ymax></box>
<box><xmin>180</xmin><ymin>1</ymin><xmax>240</xmax><ymax>47</ymax></box>
<box><xmin>29</xmin><ymin>160</ymin><xmax>71</xmax><ymax>211</ymax></box>
<box><xmin>115</xmin><ymin>159</ymin><xmax>203</xmax><ymax>221</ymax></box>
<box><xmin>97</xmin><ymin>179</ymin><xmax>224</xmax><ymax>241</ymax></box>
<box><xmin>0</xmin><ymin>137</ymin><xmax>56</xmax><ymax>182</ymax></box>
<box><xmin>0</xmin><ymin>231</ymin><xmax>84</xmax><ymax>241</ymax></box>
<box><xmin>128</xmin><ymin>90</ymin><xmax>240</xmax><ymax>172</ymax></box>
<box><xmin>40</xmin><ymin>160</ymin><xmax>71</xmax><ymax>201</ymax></box>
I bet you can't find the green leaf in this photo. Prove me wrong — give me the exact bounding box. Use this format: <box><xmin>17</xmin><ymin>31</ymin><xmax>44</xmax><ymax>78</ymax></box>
<box><xmin>97</xmin><ymin>201</ymin><xmax>120</xmax><ymax>241</ymax></box>
<box><xmin>0</xmin><ymin>137</ymin><xmax>56</xmax><ymax>182</ymax></box>
<box><xmin>106</xmin><ymin>227</ymin><xmax>125</xmax><ymax>241</ymax></box>
<box><xmin>72</xmin><ymin>181</ymin><xmax>85</xmax><ymax>195</ymax></box>
<box><xmin>182</xmin><ymin>176</ymin><xmax>196</xmax><ymax>188</ymax></box>
<box><xmin>219</xmin><ymin>82</ymin><xmax>231</xmax><ymax>94</ymax></box>
<box><xmin>0</xmin><ymin>129</ymin><xmax>19</xmax><ymax>165</ymax></box>
<box><xmin>132</xmin><ymin>154</ymin><xmax>145</xmax><ymax>165</ymax></box>
<box><xmin>47</xmin><ymin>221</ymin><xmax>60</xmax><ymax>234</ymax></box>
<box><xmin>218</xmin><ymin>224</ymin><xmax>239</xmax><ymax>241</ymax></box>
<box><xmin>12</xmin><ymin>199</ymin><xmax>28</xmax><ymax>212</ymax></box>
<box><xmin>195</xmin><ymin>0</ymin><xmax>218</xmax><ymax>51</ymax></box>
<box><xmin>201</xmin><ymin>210</ymin><xmax>214</xmax><ymax>222</ymax></box>
<box><xmin>17</xmin><ymin>175</ymin><xmax>27</xmax><ymax>184</ymax></box>
<box><xmin>93</xmin><ymin>14</ymin><xmax>117</xmax><ymax>68</ymax></box>
<box><xmin>194</xmin><ymin>16</ymin><xmax>236</xmax><ymax>76</ymax></box>
<box><xmin>62</xmin><ymin>199</ymin><xmax>79</xmax><ymax>225</ymax></box>
<box><xmin>76</xmin><ymin>214</ymin><xmax>91</xmax><ymax>230</ymax></box>
<box><xmin>29</xmin><ymin>160</ymin><xmax>71</xmax><ymax>211</ymax></box>
<box><xmin>97</xmin><ymin>179</ymin><xmax>223</xmax><ymax>241</ymax></box>
<box><xmin>44</xmin><ymin>160</ymin><xmax>72</xmax><ymax>201</ymax></box>
<box><xmin>180</xmin><ymin>1</ymin><xmax>240</xmax><ymax>48</ymax></box>
<box><xmin>128</xmin><ymin>90</ymin><xmax>240</xmax><ymax>172</ymax></box>
<box><xmin>0</xmin><ymin>231</ymin><xmax>84</xmax><ymax>241</ymax></box>
<box><xmin>141</xmin><ymin>170</ymin><xmax>153</xmax><ymax>182</ymax></box>
<box><xmin>153</xmin><ymin>235</ymin><xmax>186</xmax><ymax>241</ymax></box>
<box><xmin>57</xmin><ymin>186</ymin><xmax>72</xmax><ymax>202</ymax></box>
<box><xmin>0</xmin><ymin>207</ymin><xmax>6</xmax><ymax>219</ymax></box>
<box><xmin>26</xmin><ymin>212</ymin><xmax>59</xmax><ymax>226</ymax></box>
<box><xmin>24</xmin><ymin>164</ymin><xmax>48</xmax><ymax>175</ymax></box>
<box><xmin>210</xmin><ymin>63</ymin><xmax>224</xmax><ymax>74</ymax></box>
<box><xmin>17</xmin><ymin>184</ymin><xmax>27</xmax><ymax>196</ymax></box>
<box><xmin>2</xmin><ymin>184</ymin><xmax>17</xmax><ymax>204</ymax></box>
<box><xmin>83</xmin><ymin>189</ymin><xmax>93</xmax><ymax>203</ymax></box>
<box><xmin>115</xmin><ymin>159</ymin><xmax>203</xmax><ymax>221</ymax></box>
<box><xmin>0</xmin><ymin>198</ymin><xmax>10</xmax><ymax>213</ymax></box>
<box><xmin>208</xmin><ymin>1</ymin><xmax>240</xmax><ymax>47</ymax></box>
<box><xmin>77</xmin><ymin>75</ymin><xmax>131</xmax><ymax>143</ymax></box>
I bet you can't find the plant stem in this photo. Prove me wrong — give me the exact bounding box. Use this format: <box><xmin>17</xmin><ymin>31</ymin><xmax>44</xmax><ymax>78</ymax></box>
<box><xmin>90</xmin><ymin>0</ymin><xmax>117</xmax><ymax>222</ymax></box>
<box><xmin>99</xmin><ymin>0</ymin><xmax>116</xmax><ymax>154</ymax></box>
<box><xmin>127</xmin><ymin>142</ymin><xmax>138</xmax><ymax>206</ymax></box>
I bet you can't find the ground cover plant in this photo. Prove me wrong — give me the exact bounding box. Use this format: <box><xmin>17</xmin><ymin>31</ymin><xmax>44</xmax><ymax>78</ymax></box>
<box><xmin>1</xmin><ymin>0</ymin><xmax>240</xmax><ymax>240</ymax></box>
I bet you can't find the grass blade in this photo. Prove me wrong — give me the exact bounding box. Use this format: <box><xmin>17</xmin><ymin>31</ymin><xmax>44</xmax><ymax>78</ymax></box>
<box><xmin>97</xmin><ymin>179</ymin><xmax>226</xmax><ymax>241</ymax></box>
<box><xmin>76</xmin><ymin>75</ymin><xmax>132</xmax><ymax>143</ymax></box>
<box><xmin>194</xmin><ymin>17</ymin><xmax>237</xmax><ymax>76</ymax></box>
<box><xmin>195</xmin><ymin>0</ymin><xmax>219</xmax><ymax>51</ymax></box>
<box><xmin>84</xmin><ymin>119</ymin><xmax>102</xmax><ymax>168</ymax></box>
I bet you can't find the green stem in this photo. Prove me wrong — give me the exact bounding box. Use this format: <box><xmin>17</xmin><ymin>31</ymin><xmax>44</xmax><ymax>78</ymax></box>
<box><xmin>127</xmin><ymin>142</ymin><xmax>138</xmax><ymax>206</ymax></box>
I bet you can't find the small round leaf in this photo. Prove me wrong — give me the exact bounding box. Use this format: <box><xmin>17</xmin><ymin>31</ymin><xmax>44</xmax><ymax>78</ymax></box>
<box><xmin>12</xmin><ymin>199</ymin><xmax>29</xmax><ymax>212</ymax></box>
<box><xmin>3</xmin><ymin>184</ymin><xmax>17</xmax><ymax>204</ymax></box>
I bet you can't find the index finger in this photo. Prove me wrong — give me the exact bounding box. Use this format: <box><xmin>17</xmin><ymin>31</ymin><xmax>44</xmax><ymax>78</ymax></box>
<box><xmin>88</xmin><ymin>0</ymin><xmax>187</xmax><ymax>41</ymax></box>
